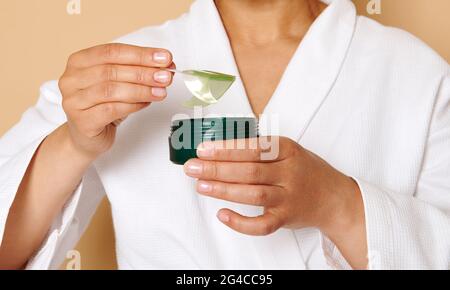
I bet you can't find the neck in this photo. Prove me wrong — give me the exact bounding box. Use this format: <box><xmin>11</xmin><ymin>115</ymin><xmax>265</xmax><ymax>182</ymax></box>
<box><xmin>215</xmin><ymin>0</ymin><xmax>326</xmax><ymax>46</ymax></box>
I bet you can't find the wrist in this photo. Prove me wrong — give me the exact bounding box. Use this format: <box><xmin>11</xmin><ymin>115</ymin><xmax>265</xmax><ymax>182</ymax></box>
<box><xmin>318</xmin><ymin>174</ymin><xmax>369</xmax><ymax>269</ymax></box>
<box><xmin>319</xmin><ymin>173</ymin><xmax>365</xmax><ymax>238</ymax></box>
<box><xmin>50</xmin><ymin>123</ymin><xmax>99</xmax><ymax>165</ymax></box>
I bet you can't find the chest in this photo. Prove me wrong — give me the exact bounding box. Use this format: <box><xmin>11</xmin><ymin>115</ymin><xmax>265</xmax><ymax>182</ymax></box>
<box><xmin>232</xmin><ymin>40</ymin><xmax>300</xmax><ymax>116</ymax></box>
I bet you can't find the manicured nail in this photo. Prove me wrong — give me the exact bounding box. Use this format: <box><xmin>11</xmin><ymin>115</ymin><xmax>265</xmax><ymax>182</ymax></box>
<box><xmin>197</xmin><ymin>142</ymin><xmax>215</xmax><ymax>158</ymax></box>
<box><xmin>197</xmin><ymin>181</ymin><xmax>213</xmax><ymax>193</ymax></box>
<box><xmin>184</xmin><ymin>160</ymin><xmax>203</xmax><ymax>175</ymax></box>
<box><xmin>153</xmin><ymin>51</ymin><xmax>170</xmax><ymax>64</ymax></box>
<box><xmin>151</xmin><ymin>87</ymin><xmax>167</xmax><ymax>98</ymax></box>
<box><xmin>153</xmin><ymin>71</ymin><xmax>171</xmax><ymax>83</ymax></box>
<box><xmin>217</xmin><ymin>211</ymin><xmax>230</xmax><ymax>223</ymax></box>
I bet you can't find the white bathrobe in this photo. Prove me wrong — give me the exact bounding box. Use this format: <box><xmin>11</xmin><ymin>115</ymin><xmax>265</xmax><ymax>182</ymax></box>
<box><xmin>0</xmin><ymin>0</ymin><xmax>449</xmax><ymax>270</ymax></box>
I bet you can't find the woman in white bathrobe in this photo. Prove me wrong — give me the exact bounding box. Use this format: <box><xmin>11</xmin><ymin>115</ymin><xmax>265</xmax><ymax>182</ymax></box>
<box><xmin>0</xmin><ymin>0</ymin><xmax>449</xmax><ymax>270</ymax></box>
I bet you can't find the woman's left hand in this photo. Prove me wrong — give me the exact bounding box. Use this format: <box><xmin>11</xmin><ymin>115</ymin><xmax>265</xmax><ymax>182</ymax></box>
<box><xmin>183</xmin><ymin>137</ymin><xmax>364</xmax><ymax>238</ymax></box>
<box><xmin>184</xmin><ymin>136</ymin><xmax>368</xmax><ymax>268</ymax></box>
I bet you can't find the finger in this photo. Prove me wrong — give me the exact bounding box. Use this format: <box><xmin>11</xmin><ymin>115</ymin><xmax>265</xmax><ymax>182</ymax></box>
<box><xmin>184</xmin><ymin>159</ymin><xmax>280</xmax><ymax>185</ymax></box>
<box><xmin>196</xmin><ymin>180</ymin><xmax>282</xmax><ymax>206</ymax></box>
<box><xmin>197</xmin><ymin>137</ymin><xmax>287</xmax><ymax>162</ymax></box>
<box><xmin>217</xmin><ymin>209</ymin><xmax>282</xmax><ymax>236</ymax></box>
<box><xmin>68</xmin><ymin>43</ymin><xmax>173</xmax><ymax>69</ymax></box>
<box><xmin>64</xmin><ymin>64</ymin><xmax>173</xmax><ymax>90</ymax></box>
<box><xmin>79</xmin><ymin>102</ymin><xmax>150</xmax><ymax>137</ymax></box>
<box><xmin>68</xmin><ymin>82</ymin><xmax>166</xmax><ymax>110</ymax></box>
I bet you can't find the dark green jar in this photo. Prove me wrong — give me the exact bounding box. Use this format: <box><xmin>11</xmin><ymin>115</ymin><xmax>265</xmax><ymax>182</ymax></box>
<box><xmin>169</xmin><ymin>117</ymin><xmax>259</xmax><ymax>165</ymax></box>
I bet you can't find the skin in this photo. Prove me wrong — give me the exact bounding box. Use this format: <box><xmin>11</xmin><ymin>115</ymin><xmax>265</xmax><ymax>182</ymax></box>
<box><xmin>0</xmin><ymin>0</ymin><xmax>368</xmax><ymax>269</ymax></box>
<box><xmin>216</xmin><ymin>0</ymin><xmax>326</xmax><ymax>115</ymax></box>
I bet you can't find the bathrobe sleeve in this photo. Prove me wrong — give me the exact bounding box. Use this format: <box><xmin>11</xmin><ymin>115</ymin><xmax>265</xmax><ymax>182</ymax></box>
<box><xmin>0</xmin><ymin>81</ymin><xmax>105</xmax><ymax>269</ymax></box>
<box><xmin>348</xmin><ymin>75</ymin><xmax>450</xmax><ymax>270</ymax></box>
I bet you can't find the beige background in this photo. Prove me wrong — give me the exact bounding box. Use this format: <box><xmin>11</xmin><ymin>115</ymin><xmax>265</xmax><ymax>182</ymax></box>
<box><xmin>0</xmin><ymin>0</ymin><xmax>449</xmax><ymax>270</ymax></box>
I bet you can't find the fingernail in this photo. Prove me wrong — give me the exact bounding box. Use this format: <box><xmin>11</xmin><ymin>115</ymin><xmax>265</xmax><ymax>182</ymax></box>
<box><xmin>151</xmin><ymin>87</ymin><xmax>167</xmax><ymax>98</ymax></box>
<box><xmin>197</xmin><ymin>181</ymin><xmax>213</xmax><ymax>193</ymax></box>
<box><xmin>153</xmin><ymin>51</ymin><xmax>170</xmax><ymax>64</ymax></box>
<box><xmin>153</xmin><ymin>71</ymin><xmax>171</xmax><ymax>83</ymax></box>
<box><xmin>184</xmin><ymin>160</ymin><xmax>203</xmax><ymax>175</ymax></box>
<box><xmin>217</xmin><ymin>211</ymin><xmax>230</xmax><ymax>223</ymax></box>
<box><xmin>197</xmin><ymin>142</ymin><xmax>215</xmax><ymax>158</ymax></box>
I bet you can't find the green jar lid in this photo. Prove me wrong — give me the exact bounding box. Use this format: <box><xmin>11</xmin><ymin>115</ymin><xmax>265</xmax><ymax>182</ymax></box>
<box><xmin>169</xmin><ymin>117</ymin><xmax>258</xmax><ymax>165</ymax></box>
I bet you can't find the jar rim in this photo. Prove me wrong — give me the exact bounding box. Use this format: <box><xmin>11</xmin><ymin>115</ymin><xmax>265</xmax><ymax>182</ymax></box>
<box><xmin>171</xmin><ymin>117</ymin><xmax>257</xmax><ymax>127</ymax></box>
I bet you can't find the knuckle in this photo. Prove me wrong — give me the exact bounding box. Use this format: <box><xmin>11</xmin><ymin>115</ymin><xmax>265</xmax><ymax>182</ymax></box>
<box><xmin>139</xmin><ymin>48</ymin><xmax>147</xmax><ymax>66</ymax></box>
<box><xmin>213</xmin><ymin>183</ymin><xmax>225</xmax><ymax>197</ymax></box>
<box><xmin>254</xmin><ymin>189</ymin><xmax>268</xmax><ymax>205</ymax></box>
<box><xmin>104</xmin><ymin>65</ymin><xmax>117</xmax><ymax>82</ymax></box>
<box><xmin>247</xmin><ymin>164</ymin><xmax>262</xmax><ymax>182</ymax></box>
<box><xmin>104</xmin><ymin>43</ymin><xmax>121</xmax><ymax>61</ymax></box>
<box><xmin>103</xmin><ymin>82</ymin><xmax>116</xmax><ymax>99</ymax></box>
<box><xmin>67</xmin><ymin>52</ymin><xmax>78</xmax><ymax>67</ymax></box>
<box><xmin>61</xmin><ymin>98</ymin><xmax>73</xmax><ymax>113</ymax></box>
<box><xmin>207</xmin><ymin>161</ymin><xmax>218</xmax><ymax>179</ymax></box>
<box><xmin>139</xmin><ymin>86</ymin><xmax>151</xmax><ymax>100</ymax></box>
<box><xmin>284</xmin><ymin>137</ymin><xmax>299</xmax><ymax>155</ymax></box>
<box><xmin>101</xmin><ymin>102</ymin><xmax>117</xmax><ymax>116</ymax></box>
<box><xmin>267</xmin><ymin>224</ymin><xmax>277</xmax><ymax>235</ymax></box>
<box><xmin>136</xmin><ymin>67</ymin><xmax>146</xmax><ymax>83</ymax></box>
<box><xmin>221</xmin><ymin>148</ymin><xmax>233</xmax><ymax>160</ymax></box>
<box><xmin>58</xmin><ymin>76</ymin><xmax>68</xmax><ymax>92</ymax></box>
<box><xmin>136</xmin><ymin>85</ymin><xmax>145</xmax><ymax>99</ymax></box>
<box><xmin>261</xmin><ymin>221</ymin><xmax>277</xmax><ymax>235</ymax></box>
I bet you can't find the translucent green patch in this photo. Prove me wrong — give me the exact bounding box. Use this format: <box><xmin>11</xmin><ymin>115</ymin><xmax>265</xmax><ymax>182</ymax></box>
<box><xmin>169</xmin><ymin>69</ymin><xmax>236</xmax><ymax>108</ymax></box>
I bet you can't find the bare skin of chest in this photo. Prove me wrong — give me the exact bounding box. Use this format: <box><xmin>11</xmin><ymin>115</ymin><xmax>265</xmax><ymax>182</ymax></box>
<box><xmin>232</xmin><ymin>40</ymin><xmax>300</xmax><ymax>116</ymax></box>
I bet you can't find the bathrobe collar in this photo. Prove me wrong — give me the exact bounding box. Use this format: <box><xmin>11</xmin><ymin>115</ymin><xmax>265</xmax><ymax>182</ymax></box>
<box><xmin>187</xmin><ymin>0</ymin><xmax>356</xmax><ymax>141</ymax></box>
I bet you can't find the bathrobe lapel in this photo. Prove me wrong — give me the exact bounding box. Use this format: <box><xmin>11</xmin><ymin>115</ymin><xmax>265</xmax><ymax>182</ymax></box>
<box><xmin>187</xmin><ymin>0</ymin><xmax>356</xmax><ymax>142</ymax></box>
<box><xmin>185</xmin><ymin>0</ymin><xmax>357</xmax><ymax>268</ymax></box>
<box><xmin>261</xmin><ymin>0</ymin><xmax>356</xmax><ymax>141</ymax></box>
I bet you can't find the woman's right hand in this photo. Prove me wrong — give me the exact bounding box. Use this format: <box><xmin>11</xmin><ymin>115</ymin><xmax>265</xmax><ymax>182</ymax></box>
<box><xmin>58</xmin><ymin>43</ymin><xmax>174</xmax><ymax>159</ymax></box>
